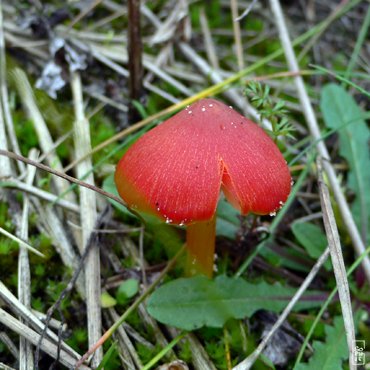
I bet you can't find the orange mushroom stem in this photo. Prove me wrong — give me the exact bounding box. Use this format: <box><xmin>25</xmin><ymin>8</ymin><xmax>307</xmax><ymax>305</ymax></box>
<box><xmin>186</xmin><ymin>216</ymin><xmax>216</xmax><ymax>277</ymax></box>
<box><xmin>115</xmin><ymin>99</ymin><xmax>291</xmax><ymax>277</ymax></box>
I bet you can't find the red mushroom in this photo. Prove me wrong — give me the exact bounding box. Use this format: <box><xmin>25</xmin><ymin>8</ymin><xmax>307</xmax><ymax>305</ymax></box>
<box><xmin>115</xmin><ymin>98</ymin><xmax>291</xmax><ymax>277</ymax></box>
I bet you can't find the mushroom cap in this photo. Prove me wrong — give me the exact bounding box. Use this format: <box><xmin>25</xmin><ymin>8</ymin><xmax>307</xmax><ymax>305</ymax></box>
<box><xmin>115</xmin><ymin>98</ymin><xmax>291</xmax><ymax>225</ymax></box>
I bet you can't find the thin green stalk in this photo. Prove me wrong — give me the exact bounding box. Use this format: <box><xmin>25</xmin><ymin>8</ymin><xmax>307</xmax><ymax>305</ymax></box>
<box><xmin>293</xmin><ymin>246</ymin><xmax>370</xmax><ymax>368</ymax></box>
<box><xmin>345</xmin><ymin>4</ymin><xmax>370</xmax><ymax>80</ymax></box>
<box><xmin>141</xmin><ymin>332</ymin><xmax>187</xmax><ymax>370</ymax></box>
<box><xmin>311</xmin><ymin>64</ymin><xmax>370</xmax><ymax>98</ymax></box>
<box><xmin>288</xmin><ymin>112</ymin><xmax>370</xmax><ymax>167</ymax></box>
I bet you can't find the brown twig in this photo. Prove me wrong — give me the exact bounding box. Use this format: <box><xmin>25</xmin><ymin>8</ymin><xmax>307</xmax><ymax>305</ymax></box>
<box><xmin>127</xmin><ymin>0</ymin><xmax>144</xmax><ymax>124</ymax></box>
<box><xmin>0</xmin><ymin>149</ymin><xmax>128</xmax><ymax>209</ymax></box>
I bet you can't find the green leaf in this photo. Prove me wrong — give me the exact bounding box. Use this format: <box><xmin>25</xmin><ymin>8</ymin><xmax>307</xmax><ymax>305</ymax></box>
<box><xmin>294</xmin><ymin>316</ymin><xmax>348</xmax><ymax>370</ymax></box>
<box><xmin>96</xmin><ymin>342</ymin><xmax>119</xmax><ymax>370</ymax></box>
<box><xmin>291</xmin><ymin>222</ymin><xmax>331</xmax><ymax>270</ymax></box>
<box><xmin>147</xmin><ymin>275</ymin><xmax>324</xmax><ymax>330</ymax></box>
<box><xmin>102</xmin><ymin>123</ymin><xmax>156</xmax><ymax>216</ymax></box>
<box><xmin>103</xmin><ymin>174</ymin><xmax>137</xmax><ymax>217</ymax></box>
<box><xmin>100</xmin><ymin>291</ymin><xmax>117</xmax><ymax>308</ymax></box>
<box><xmin>320</xmin><ymin>84</ymin><xmax>370</xmax><ymax>244</ymax></box>
<box><xmin>116</xmin><ymin>279</ymin><xmax>139</xmax><ymax>304</ymax></box>
<box><xmin>147</xmin><ymin>222</ymin><xmax>183</xmax><ymax>259</ymax></box>
<box><xmin>216</xmin><ymin>198</ymin><xmax>240</xmax><ymax>238</ymax></box>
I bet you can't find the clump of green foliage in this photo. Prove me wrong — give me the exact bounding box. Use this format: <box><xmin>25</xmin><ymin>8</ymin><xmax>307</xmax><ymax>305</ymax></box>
<box><xmin>245</xmin><ymin>81</ymin><xmax>295</xmax><ymax>141</ymax></box>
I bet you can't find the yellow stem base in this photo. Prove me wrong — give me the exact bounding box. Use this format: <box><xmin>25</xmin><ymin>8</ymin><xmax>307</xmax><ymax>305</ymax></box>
<box><xmin>186</xmin><ymin>216</ymin><xmax>216</xmax><ymax>277</ymax></box>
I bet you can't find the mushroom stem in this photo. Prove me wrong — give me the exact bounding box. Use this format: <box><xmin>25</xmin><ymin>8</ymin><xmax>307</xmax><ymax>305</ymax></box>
<box><xmin>186</xmin><ymin>216</ymin><xmax>216</xmax><ymax>277</ymax></box>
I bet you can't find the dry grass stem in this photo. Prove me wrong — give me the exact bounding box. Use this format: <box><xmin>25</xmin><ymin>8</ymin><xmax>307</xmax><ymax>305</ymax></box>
<box><xmin>127</xmin><ymin>0</ymin><xmax>144</xmax><ymax>123</ymax></box>
<box><xmin>0</xmin><ymin>150</ymin><xmax>127</xmax><ymax>208</ymax></box>
<box><xmin>32</xmin><ymin>310</ymin><xmax>67</xmax><ymax>333</ymax></box>
<box><xmin>11</xmin><ymin>69</ymin><xmax>84</xmax><ymax>268</ymax></box>
<box><xmin>149</xmin><ymin>0</ymin><xmax>188</xmax><ymax>45</ymax></box>
<box><xmin>2</xmin><ymin>180</ymin><xmax>80</xmax><ymax>213</ymax></box>
<box><xmin>0</xmin><ymin>3</ymin><xmax>23</xmax><ymax>174</ymax></box>
<box><xmin>33</xmin><ymin>200</ymin><xmax>85</xmax><ymax>296</ymax></box>
<box><xmin>0</xmin><ymin>332</ymin><xmax>18</xmax><ymax>361</ymax></box>
<box><xmin>269</xmin><ymin>0</ymin><xmax>370</xmax><ymax>284</ymax></box>
<box><xmin>317</xmin><ymin>157</ymin><xmax>356</xmax><ymax>370</ymax></box>
<box><xmin>84</xmin><ymin>40</ymin><xmax>193</xmax><ymax>97</ymax></box>
<box><xmin>11</xmin><ymin>69</ymin><xmax>76</xmax><ymax>203</ymax></box>
<box><xmin>186</xmin><ymin>333</ymin><xmax>217</xmax><ymax>370</ymax></box>
<box><xmin>107</xmin><ymin>309</ymin><xmax>142</xmax><ymax>369</ymax></box>
<box><xmin>64</xmin><ymin>35</ymin><xmax>181</xmax><ymax>103</ymax></box>
<box><xmin>138</xmin><ymin>304</ymin><xmax>176</xmax><ymax>361</ymax></box>
<box><xmin>0</xmin><ymin>309</ymin><xmax>90</xmax><ymax>370</ymax></box>
<box><xmin>17</xmin><ymin>149</ymin><xmax>38</xmax><ymax>370</ymax></box>
<box><xmin>235</xmin><ymin>0</ymin><xmax>259</xmax><ymax>21</ymax></box>
<box><xmin>0</xmin><ymin>362</ymin><xmax>17</xmax><ymax>370</ymax></box>
<box><xmin>178</xmin><ymin>42</ymin><xmax>248</xmax><ymax>114</ymax></box>
<box><xmin>0</xmin><ymin>227</ymin><xmax>44</xmax><ymax>258</ymax></box>
<box><xmin>143</xmin><ymin>44</ymin><xmax>173</xmax><ymax>85</ymax></box>
<box><xmin>0</xmin><ymin>282</ymin><xmax>81</xmax><ymax>360</ymax></box>
<box><xmin>230</xmin><ymin>0</ymin><xmax>244</xmax><ymax>70</ymax></box>
<box><xmin>0</xmin><ymin>4</ymin><xmax>11</xmax><ymax>177</ymax></box>
<box><xmin>71</xmin><ymin>71</ymin><xmax>103</xmax><ymax>367</ymax></box>
<box><xmin>200</xmin><ymin>8</ymin><xmax>220</xmax><ymax>70</ymax></box>
<box><xmin>177</xmin><ymin>41</ymin><xmax>278</xmax><ymax>133</ymax></box>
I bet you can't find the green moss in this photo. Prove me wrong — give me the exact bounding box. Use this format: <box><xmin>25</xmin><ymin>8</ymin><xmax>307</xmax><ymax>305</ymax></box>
<box><xmin>0</xmin><ymin>237</ymin><xmax>17</xmax><ymax>255</ymax></box>
<box><xmin>245</xmin><ymin>18</ymin><xmax>264</xmax><ymax>33</ymax></box>
<box><xmin>137</xmin><ymin>342</ymin><xmax>162</xmax><ymax>365</ymax></box>
<box><xmin>178</xmin><ymin>340</ymin><xmax>192</xmax><ymax>363</ymax></box>
<box><xmin>13</xmin><ymin>116</ymin><xmax>39</xmax><ymax>154</ymax></box>
<box><xmin>205</xmin><ymin>340</ymin><xmax>228</xmax><ymax>369</ymax></box>
<box><xmin>67</xmin><ymin>328</ymin><xmax>88</xmax><ymax>352</ymax></box>
<box><xmin>0</xmin><ymin>203</ymin><xmax>9</xmax><ymax>226</ymax></box>
<box><xmin>32</xmin><ymin>297</ymin><xmax>45</xmax><ymax>312</ymax></box>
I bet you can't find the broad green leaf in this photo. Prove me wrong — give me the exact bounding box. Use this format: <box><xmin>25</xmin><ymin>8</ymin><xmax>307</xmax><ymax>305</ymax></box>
<box><xmin>295</xmin><ymin>316</ymin><xmax>348</xmax><ymax>370</ymax></box>
<box><xmin>147</xmin><ymin>275</ymin><xmax>324</xmax><ymax>330</ymax></box>
<box><xmin>320</xmin><ymin>84</ymin><xmax>370</xmax><ymax>244</ymax></box>
<box><xmin>292</xmin><ymin>222</ymin><xmax>331</xmax><ymax>270</ymax></box>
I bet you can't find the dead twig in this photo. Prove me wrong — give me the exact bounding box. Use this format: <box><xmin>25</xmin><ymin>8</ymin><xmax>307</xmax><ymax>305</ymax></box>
<box><xmin>127</xmin><ymin>0</ymin><xmax>144</xmax><ymax>123</ymax></box>
<box><xmin>0</xmin><ymin>149</ymin><xmax>128</xmax><ymax>209</ymax></box>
